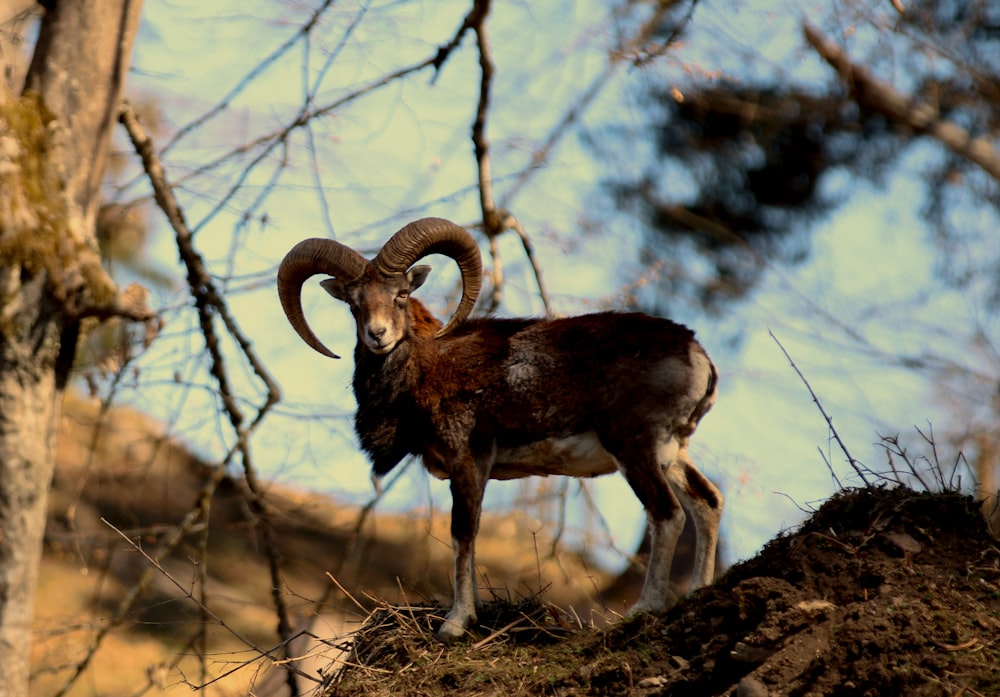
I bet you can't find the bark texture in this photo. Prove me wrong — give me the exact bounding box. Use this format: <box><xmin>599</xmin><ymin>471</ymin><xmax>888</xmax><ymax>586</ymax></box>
<box><xmin>0</xmin><ymin>2</ymin><xmax>143</xmax><ymax>695</ymax></box>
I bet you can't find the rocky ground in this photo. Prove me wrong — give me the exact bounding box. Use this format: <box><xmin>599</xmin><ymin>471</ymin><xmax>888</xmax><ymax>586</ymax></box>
<box><xmin>326</xmin><ymin>487</ymin><xmax>1000</xmax><ymax>697</ymax></box>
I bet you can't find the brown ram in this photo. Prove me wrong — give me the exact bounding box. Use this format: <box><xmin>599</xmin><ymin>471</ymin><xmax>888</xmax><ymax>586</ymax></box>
<box><xmin>277</xmin><ymin>217</ymin><xmax>721</xmax><ymax>640</ymax></box>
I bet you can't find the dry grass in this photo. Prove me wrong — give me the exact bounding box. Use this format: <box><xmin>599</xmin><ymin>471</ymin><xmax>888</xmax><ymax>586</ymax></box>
<box><xmin>323</xmin><ymin>488</ymin><xmax>1000</xmax><ymax>697</ymax></box>
<box><xmin>321</xmin><ymin>593</ymin><xmax>598</xmax><ymax>697</ymax></box>
<box><xmin>34</xmin><ymin>393</ymin><xmax>619</xmax><ymax>696</ymax></box>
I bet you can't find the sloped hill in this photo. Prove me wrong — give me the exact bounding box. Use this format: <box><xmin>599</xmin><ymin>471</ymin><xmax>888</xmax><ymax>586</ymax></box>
<box><xmin>326</xmin><ymin>487</ymin><xmax>1000</xmax><ymax>696</ymax></box>
<box><xmin>40</xmin><ymin>394</ymin><xmax>998</xmax><ymax>696</ymax></box>
<box><xmin>34</xmin><ymin>394</ymin><xmax>617</xmax><ymax>696</ymax></box>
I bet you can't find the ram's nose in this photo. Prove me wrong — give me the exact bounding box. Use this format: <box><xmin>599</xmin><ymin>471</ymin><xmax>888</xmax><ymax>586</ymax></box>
<box><xmin>363</xmin><ymin>324</ymin><xmax>395</xmax><ymax>353</ymax></box>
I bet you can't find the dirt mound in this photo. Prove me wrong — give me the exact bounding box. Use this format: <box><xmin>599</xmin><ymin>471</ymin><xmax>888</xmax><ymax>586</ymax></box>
<box><xmin>326</xmin><ymin>487</ymin><xmax>1000</xmax><ymax>696</ymax></box>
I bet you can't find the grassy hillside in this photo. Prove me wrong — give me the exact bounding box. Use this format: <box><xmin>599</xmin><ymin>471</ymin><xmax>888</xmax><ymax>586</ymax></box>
<box><xmin>327</xmin><ymin>487</ymin><xmax>1000</xmax><ymax>696</ymax></box>
<box><xmin>38</xmin><ymin>395</ymin><xmax>995</xmax><ymax>696</ymax></box>
<box><xmin>34</xmin><ymin>394</ymin><xmax>616</xmax><ymax>696</ymax></box>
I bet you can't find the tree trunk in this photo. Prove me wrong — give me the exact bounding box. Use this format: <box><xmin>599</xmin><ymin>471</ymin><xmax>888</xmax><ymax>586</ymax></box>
<box><xmin>0</xmin><ymin>2</ymin><xmax>142</xmax><ymax>695</ymax></box>
<box><xmin>0</xmin><ymin>276</ymin><xmax>67</xmax><ymax>696</ymax></box>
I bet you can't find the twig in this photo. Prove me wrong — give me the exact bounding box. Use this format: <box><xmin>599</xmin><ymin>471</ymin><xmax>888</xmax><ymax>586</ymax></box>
<box><xmin>104</xmin><ymin>520</ymin><xmax>320</xmax><ymax>689</ymax></box>
<box><xmin>160</xmin><ymin>0</ymin><xmax>336</xmax><ymax>157</ymax></box>
<box><xmin>803</xmin><ymin>22</ymin><xmax>1000</xmax><ymax>181</ymax></box>
<box><xmin>817</xmin><ymin>447</ymin><xmax>843</xmax><ymax>489</ymax></box>
<box><xmin>195</xmin><ymin>472</ymin><xmax>212</xmax><ymax>689</ymax></box>
<box><xmin>914</xmin><ymin>422</ymin><xmax>957</xmax><ymax>491</ymax></box>
<box><xmin>470</xmin><ymin>617</ymin><xmax>526</xmax><ymax>650</ymax></box>
<box><xmin>51</xmin><ymin>466</ymin><xmax>228</xmax><ymax>697</ymax></box>
<box><xmin>508</xmin><ymin>216</ymin><xmax>552</xmax><ymax>316</ymax></box>
<box><xmin>151</xmin><ymin>4</ymin><xmax>485</xmax><ymax>234</ymax></box>
<box><xmin>119</xmin><ymin>100</ymin><xmax>295</xmax><ymax>692</ymax></box>
<box><xmin>548</xmin><ymin>478</ymin><xmax>570</xmax><ymax>558</ymax></box>
<box><xmin>769</xmin><ymin>329</ymin><xmax>871</xmax><ymax>486</ymax></box>
<box><xmin>772</xmin><ymin>490</ymin><xmax>816</xmax><ymax>515</ymax></box>
<box><xmin>103</xmin><ymin>519</ymin><xmax>263</xmax><ymax>650</ymax></box>
<box><xmin>877</xmin><ymin>432</ymin><xmax>932</xmax><ymax>490</ymax></box>
<box><xmin>326</xmin><ymin>573</ymin><xmax>370</xmax><ymax>616</ymax></box>
<box><xmin>295</xmin><ymin>457</ymin><xmax>415</xmax><ymax>647</ymax></box>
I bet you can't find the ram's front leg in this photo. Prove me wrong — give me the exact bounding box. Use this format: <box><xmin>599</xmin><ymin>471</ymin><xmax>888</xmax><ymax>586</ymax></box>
<box><xmin>437</xmin><ymin>450</ymin><xmax>491</xmax><ymax>641</ymax></box>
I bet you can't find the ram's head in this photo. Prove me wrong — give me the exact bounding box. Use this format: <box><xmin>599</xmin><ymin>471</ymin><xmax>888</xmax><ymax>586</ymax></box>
<box><xmin>277</xmin><ymin>218</ymin><xmax>483</xmax><ymax>358</ymax></box>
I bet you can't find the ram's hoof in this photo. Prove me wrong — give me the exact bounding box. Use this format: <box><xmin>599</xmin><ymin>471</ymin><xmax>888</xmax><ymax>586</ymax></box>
<box><xmin>436</xmin><ymin>616</ymin><xmax>470</xmax><ymax>642</ymax></box>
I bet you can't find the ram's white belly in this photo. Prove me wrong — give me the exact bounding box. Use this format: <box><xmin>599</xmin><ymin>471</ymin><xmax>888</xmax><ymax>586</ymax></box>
<box><xmin>491</xmin><ymin>432</ymin><xmax>618</xmax><ymax>480</ymax></box>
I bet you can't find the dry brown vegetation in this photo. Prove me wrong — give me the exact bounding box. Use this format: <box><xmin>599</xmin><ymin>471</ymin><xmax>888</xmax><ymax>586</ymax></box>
<box><xmin>327</xmin><ymin>488</ymin><xmax>1000</xmax><ymax>697</ymax></box>
<box><xmin>34</xmin><ymin>394</ymin><xmax>617</xmax><ymax>696</ymax></box>
<box><xmin>35</xmin><ymin>394</ymin><xmax>1000</xmax><ymax>696</ymax></box>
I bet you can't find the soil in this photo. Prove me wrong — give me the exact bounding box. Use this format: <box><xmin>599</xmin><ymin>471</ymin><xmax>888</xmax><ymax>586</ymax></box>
<box><xmin>324</xmin><ymin>487</ymin><xmax>1000</xmax><ymax>696</ymax></box>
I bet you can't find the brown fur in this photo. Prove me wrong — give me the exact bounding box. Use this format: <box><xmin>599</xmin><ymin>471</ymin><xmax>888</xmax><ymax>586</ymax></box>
<box><xmin>322</xmin><ymin>277</ymin><xmax>721</xmax><ymax>640</ymax></box>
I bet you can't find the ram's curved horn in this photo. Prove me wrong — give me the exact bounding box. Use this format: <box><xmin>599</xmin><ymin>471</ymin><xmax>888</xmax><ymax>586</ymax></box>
<box><xmin>373</xmin><ymin>217</ymin><xmax>482</xmax><ymax>337</ymax></box>
<box><xmin>277</xmin><ymin>238</ymin><xmax>369</xmax><ymax>359</ymax></box>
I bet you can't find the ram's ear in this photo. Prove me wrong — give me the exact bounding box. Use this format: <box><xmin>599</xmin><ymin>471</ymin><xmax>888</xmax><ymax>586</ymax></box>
<box><xmin>407</xmin><ymin>265</ymin><xmax>432</xmax><ymax>292</ymax></box>
<box><xmin>320</xmin><ymin>278</ymin><xmax>351</xmax><ymax>302</ymax></box>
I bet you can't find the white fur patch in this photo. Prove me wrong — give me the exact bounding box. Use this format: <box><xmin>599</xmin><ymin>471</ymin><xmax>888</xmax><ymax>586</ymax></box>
<box><xmin>656</xmin><ymin>437</ymin><xmax>680</xmax><ymax>468</ymax></box>
<box><xmin>506</xmin><ymin>362</ymin><xmax>540</xmax><ymax>388</ymax></box>
<box><xmin>492</xmin><ymin>433</ymin><xmax>618</xmax><ymax>480</ymax></box>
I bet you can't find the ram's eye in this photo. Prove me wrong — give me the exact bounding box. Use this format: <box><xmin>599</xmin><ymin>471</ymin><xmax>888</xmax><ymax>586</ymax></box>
<box><xmin>397</xmin><ymin>289</ymin><xmax>409</xmax><ymax>299</ymax></box>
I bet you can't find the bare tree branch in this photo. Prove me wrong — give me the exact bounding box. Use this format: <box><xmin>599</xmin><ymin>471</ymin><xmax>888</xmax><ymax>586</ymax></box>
<box><xmin>770</xmin><ymin>329</ymin><xmax>873</xmax><ymax>486</ymax></box>
<box><xmin>470</xmin><ymin>0</ymin><xmax>497</xmax><ymax>233</ymax></box>
<box><xmin>466</xmin><ymin>0</ymin><xmax>554</xmax><ymax>316</ymax></box>
<box><xmin>160</xmin><ymin>0</ymin><xmax>337</xmax><ymax>156</ymax></box>
<box><xmin>804</xmin><ymin>21</ymin><xmax>1000</xmax><ymax>182</ymax></box>
<box><xmin>119</xmin><ymin>100</ymin><xmax>299</xmax><ymax>692</ymax></box>
<box><xmin>52</xmin><ymin>464</ymin><xmax>228</xmax><ymax>697</ymax></box>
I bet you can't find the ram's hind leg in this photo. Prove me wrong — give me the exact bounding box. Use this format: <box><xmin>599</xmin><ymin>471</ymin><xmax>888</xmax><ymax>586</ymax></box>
<box><xmin>664</xmin><ymin>444</ymin><xmax>723</xmax><ymax>590</ymax></box>
<box><xmin>607</xmin><ymin>434</ymin><xmax>686</xmax><ymax>615</ymax></box>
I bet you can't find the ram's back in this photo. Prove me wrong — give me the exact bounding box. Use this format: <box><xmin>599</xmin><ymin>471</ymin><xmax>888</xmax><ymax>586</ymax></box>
<box><xmin>412</xmin><ymin>313</ymin><xmax>714</xmax><ymax>470</ymax></box>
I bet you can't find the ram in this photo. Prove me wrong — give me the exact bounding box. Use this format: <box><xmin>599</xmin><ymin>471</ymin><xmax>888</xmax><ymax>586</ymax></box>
<box><xmin>277</xmin><ymin>217</ymin><xmax>721</xmax><ymax>640</ymax></box>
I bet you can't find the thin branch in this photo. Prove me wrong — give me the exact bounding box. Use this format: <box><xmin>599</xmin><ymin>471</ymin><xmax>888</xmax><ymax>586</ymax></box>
<box><xmin>769</xmin><ymin>329</ymin><xmax>871</xmax><ymax>486</ymax></box>
<box><xmin>120</xmin><ymin>101</ymin><xmax>281</xmax><ymax>437</ymax></box>
<box><xmin>508</xmin><ymin>216</ymin><xmax>552</xmax><ymax>316</ymax></box>
<box><xmin>195</xmin><ymin>473</ymin><xmax>212</xmax><ymax>689</ymax></box>
<box><xmin>296</xmin><ymin>459</ymin><xmax>416</xmax><ymax>651</ymax></box>
<box><xmin>162</xmin><ymin>7</ymin><xmax>485</xmax><ymax>233</ymax></box>
<box><xmin>305</xmin><ymin>122</ymin><xmax>336</xmax><ymax>239</ymax></box>
<box><xmin>817</xmin><ymin>446</ymin><xmax>844</xmax><ymax>490</ymax></box>
<box><xmin>119</xmin><ymin>101</ymin><xmax>296</xmax><ymax>690</ymax></box>
<box><xmin>105</xmin><ymin>520</ymin><xmax>319</xmax><ymax>691</ymax></box>
<box><xmin>803</xmin><ymin>21</ymin><xmax>1000</xmax><ymax>182</ymax></box>
<box><xmin>51</xmin><ymin>466</ymin><xmax>228</xmax><ymax>697</ymax></box>
<box><xmin>160</xmin><ymin>0</ymin><xmax>336</xmax><ymax>156</ymax></box>
<box><xmin>308</xmin><ymin>0</ymin><xmax>372</xmax><ymax>100</ymax></box>
<box><xmin>486</xmin><ymin>233</ymin><xmax>504</xmax><ymax>313</ymax></box>
<box><xmin>877</xmin><ymin>432</ymin><xmax>932</xmax><ymax>490</ymax></box>
<box><xmin>103</xmin><ymin>519</ymin><xmax>265</xmax><ymax>655</ymax></box>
